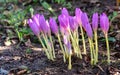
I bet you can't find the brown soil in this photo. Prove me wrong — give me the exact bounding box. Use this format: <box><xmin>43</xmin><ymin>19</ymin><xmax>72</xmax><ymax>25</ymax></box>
<box><xmin>0</xmin><ymin>0</ymin><xmax>120</xmax><ymax>75</ymax></box>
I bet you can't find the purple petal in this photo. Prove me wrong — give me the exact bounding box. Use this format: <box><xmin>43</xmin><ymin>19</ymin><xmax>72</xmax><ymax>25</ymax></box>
<box><xmin>92</xmin><ymin>13</ymin><xmax>98</xmax><ymax>31</ymax></box>
<box><xmin>75</xmin><ymin>8</ymin><xmax>83</xmax><ymax>24</ymax></box>
<box><xmin>69</xmin><ymin>16</ymin><xmax>78</xmax><ymax>32</ymax></box>
<box><xmin>39</xmin><ymin>15</ymin><xmax>49</xmax><ymax>34</ymax></box>
<box><xmin>81</xmin><ymin>13</ymin><xmax>88</xmax><ymax>30</ymax></box>
<box><xmin>28</xmin><ymin>19</ymin><xmax>40</xmax><ymax>36</ymax></box>
<box><xmin>32</xmin><ymin>14</ymin><xmax>41</xmax><ymax>31</ymax></box>
<box><xmin>81</xmin><ymin>12</ymin><xmax>93</xmax><ymax>38</ymax></box>
<box><xmin>32</xmin><ymin>14</ymin><xmax>40</xmax><ymax>26</ymax></box>
<box><xmin>86</xmin><ymin>23</ymin><xmax>93</xmax><ymax>38</ymax></box>
<box><xmin>58</xmin><ymin>14</ymin><xmax>69</xmax><ymax>30</ymax></box>
<box><xmin>100</xmin><ymin>13</ymin><xmax>109</xmax><ymax>34</ymax></box>
<box><xmin>61</xmin><ymin>8</ymin><xmax>69</xmax><ymax>17</ymax></box>
<box><xmin>49</xmin><ymin>17</ymin><xmax>58</xmax><ymax>35</ymax></box>
<box><xmin>46</xmin><ymin>20</ymin><xmax>51</xmax><ymax>35</ymax></box>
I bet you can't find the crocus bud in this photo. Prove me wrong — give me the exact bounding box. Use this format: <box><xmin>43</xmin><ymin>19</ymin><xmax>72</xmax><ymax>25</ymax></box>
<box><xmin>28</xmin><ymin>19</ymin><xmax>40</xmax><ymax>36</ymax></box>
<box><xmin>69</xmin><ymin>16</ymin><xmax>78</xmax><ymax>32</ymax></box>
<box><xmin>100</xmin><ymin>13</ymin><xmax>109</xmax><ymax>34</ymax></box>
<box><xmin>81</xmin><ymin>13</ymin><xmax>89</xmax><ymax>29</ymax></box>
<box><xmin>81</xmin><ymin>12</ymin><xmax>93</xmax><ymax>38</ymax></box>
<box><xmin>49</xmin><ymin>17</ymin><xmax>58</xmax><ymax>35</ymax></box>
<box><xmin>39</xmin><ymin>15</ymin><xmax>49</xmax><ymax>34</ymax></box>
<box><xmin>58</xmin><ymin>14</ymin><xmax>69</xmax><ymax>31</ymax></box>
<box><xmin>32</xmin><ymin>14</ymin><xmax>41</xmax><ymax>31</ymax></box>
<box><xmin>92</xmin><ymin>13</ymin><xmax>98</xmax><ymax>31</ymax></box>
<box><xmin>61</xmin><ymin>8</ymin><xmax>69</xmax><ymax>17</ymax></box>
<box><xmin>75</xmin><ymin>8</ymin><xmax>83</xmax><ymax>25</ymax></box>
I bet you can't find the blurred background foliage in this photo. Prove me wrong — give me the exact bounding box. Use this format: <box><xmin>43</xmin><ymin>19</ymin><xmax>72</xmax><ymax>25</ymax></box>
<box><xmin>0</xmin><ymin>0</ymin><xmax>71</xmax><ymax>45</ymax></box>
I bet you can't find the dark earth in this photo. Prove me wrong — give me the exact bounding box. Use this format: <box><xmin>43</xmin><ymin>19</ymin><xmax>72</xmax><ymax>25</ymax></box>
<box><xmin>0</xmin><ymin>0</ymin><xmax>120</xmax><ymax>75</ymax></box>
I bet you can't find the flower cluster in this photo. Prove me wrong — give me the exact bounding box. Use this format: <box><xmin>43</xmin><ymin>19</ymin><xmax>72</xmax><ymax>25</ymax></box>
<box><xmin>28</xmin><ymin>8</ymin><xmax>110</xmax><ymax>69</ymax></box>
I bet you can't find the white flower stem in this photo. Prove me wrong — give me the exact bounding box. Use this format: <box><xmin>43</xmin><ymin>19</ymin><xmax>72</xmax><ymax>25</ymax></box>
<box><xmin>57</xmin><ymin>34</ymin><xmax>66</xmax><ymax>62</ymax></box>
<box><xmin>42</xmin><ymin>33</ymin><xmax>54</xmax><ymax>61</ymax></box>
<box><xmin>94</xmin><ymin>31</ymin><xmax>98</xmax><ymax>64</ymax></box>
<box><xmin>80</xmin><ymin>25</ymin><xmax>86</xmax><ymax>55</ymax></box>
<box><xmin>37</xmin><ymin>35</ymin><xmax>50</xmax><ymax>59</ymax></box>
<box><xmin>88</xmin><ymin>38</ymin><xmax>94</xmax><ymax>65</ymax></box>
<box><xmin>105</xmin><ymin>34</ymin><xmax>110</xmax><ymax>64</ymax></box>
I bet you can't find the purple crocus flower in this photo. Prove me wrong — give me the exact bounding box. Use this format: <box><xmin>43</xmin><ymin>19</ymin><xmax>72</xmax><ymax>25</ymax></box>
<box><xmin>39</xmin><ymin>15</ymin><xmax>50</xmax><ymax>34</ymax></box>
<box><xmin>32</xmin><ymin>14</ymin><xmax>41</xmax><ymax>31</ymax></box>
<box><xmin>92</xmin><ymin>13</ymin><xmax>98</xmax><ymax>31</ymax></box>
<box><xmin>100</xmin><ymin>13</ymin><xmax>109</xmax><ymax>34</ymax></box>
<box><xmin>75</xmin><ymin>8</ymin><xmax>83</xmax><ymax>25</ymax></box>
<box><xmin>49</xmin><ymin>17</ymin><xmax>58</xmax><ymax>35</ymax></box>
<box><xmin>69</xmin><ymin>16</ymin><xmax>78</xmax><ymax>32</ymax></box>
<box><xmin>81</xmin><ymin>13</ymin><xmax>89</xmax><ymax>30</ymax></box>
<box><xmin>28</xmin><ymin>19</ymin><xmax>40</xmax><ymax>36</ymax></box>
<box><xmin>81</xmin><ymin>12</ymin><xmax>93</xmax><ymax>38</ymax></box>
<box><xmin>61</xmin><ymin>8</ymin><xmax>69</xmax><ymax>17</ymax></box>
<box><xmin>58</xmin><ymin>14</ymin><xmax>69</xmax><ymax>31</ymax></box>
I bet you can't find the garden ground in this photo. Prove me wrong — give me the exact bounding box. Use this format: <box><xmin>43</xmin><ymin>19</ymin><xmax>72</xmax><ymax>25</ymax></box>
<box><xmin>0</xmin><ymin>0</ymin><xmax>120</xmax><ymax>75</ymax></box>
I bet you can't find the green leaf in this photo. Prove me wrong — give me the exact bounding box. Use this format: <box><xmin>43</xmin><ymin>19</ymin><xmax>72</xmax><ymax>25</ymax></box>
<box><xmin>100</xmin><ymin>37</ymin><xmax>116</xmax><ymax>42</ymax></box>
<box><xmin>20</xmin><ymin>28</ymin><xmax>31</xmax><ymax>34</ymax></box>
<box><xmin>0</xmin><ymin>0</ymin><xmax>5</xmax><ymax>3</ymax></box>
<box><xmin>26</xmin><ymin>49</ymin><xmax>32</xmax><ymax>54</ymax></box>
<box><xmin>63</xmin><ymin>2</ymin><xmax>72</xmax><ymax>9</ymax></box>
<box><xmin>108</xmin><ymin>37</ymin><xmax>116</xmax><ymax>42</ymax></box>
<box><xmin>41</xmin><ymin>37</ymin><xmax>47</xmax><ymax>47</ymax></box>
<box><xmin>54</xmin><ymin>0</ymin><xmax>65</xmax><ymax>4</ymax></box>
<box><xmin>113</xmin><ymin>11</ymin><xmax>118</xmax><ymax>17</ymax></box>
<box><xmin>29</xmin><ymin>8</ymin><xmax>34</xmax><ymax>17</ymax></box>
<box><xmin>41</xmin><ymin>1</ymin><xmax>56</xmax><ymax>15</ymax></box>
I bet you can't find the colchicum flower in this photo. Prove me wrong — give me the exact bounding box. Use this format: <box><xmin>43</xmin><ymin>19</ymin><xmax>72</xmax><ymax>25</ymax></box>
<box><xmin>69</xmin><ymin>16</ymin><xmax>78</xmax><ymax>32</ymax></box>
<box><xmin>75</xmin><ymin>8</ymin><xmax>83</xmax><ymax>24</ymax></box>
<box><xmin>92</xmin><ymin>13</ymin><xmax>98</xmax><ymax>31</ymax></box>
<box><xmin>61</xmin><ymin>8</ymin><xmax>69</xmax><ymax>17</ymax></box>
<box><xmin>81</xmin><ymin>12</ymin><xmax>95</xmax><ymax>65</ymax></box>
<box><xmin>100</xmin><ymin>13</ymin><xmax>110</xmax><ymax>64</ymax></box>
<box><xmin>46</xmin><ymin>20</ymin><xmax>55</xmax><ymax>59</ymax></box>
<box><xmin>92</xmin><ymin>12</ymin><xmax>99</xmax><ymax>64</ymax></box>
<box><xmin>49</xmin><ymin>17</ymin><xmax>58</xmax><ymax>35</ymax></box>
<box><xmin>58</xmin><ymin>14</ymin><xmax>69</xmax><ymax>31</ymax></box>
<box><xmin>39</xmin><ymin>16</ymin><xmax>55</xmax><ymax>60</ymax></box>
<box><xmin>75</xmin><ymin>8</ymin><xmax>86</xmax><ymax>55</ymax></box>
<box><xmin>32</xmin><ymin>14</ymin><xmax>41</xmax><ymax>31</ymax></box>
<box><xmin>39</xmin><ymin>15</ymin><xmax>50</xmax><ymax>34</ymax></box>
<box><xmin>28</xmin><ymin>19</ymin><xmax>40</xmax><ymax>36</ymax></box>
<box><xmin>28</xmin><ymin>14</ymin><xmax>51</xmax><ymax>60</ymax></box>
<box><xmin>28</xmin><ymin>8</ymin><xmax>111</xmax><ymax>69</ymax></box>
<box><xmin>100</xmin><ymin>13</ymin><xmax>109</xmax><ymax>34</ymax></box>
<box><xmin>81</xmin><ymin>12</ymin><xmax>93</xmax><ymax>38</ymax></box>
